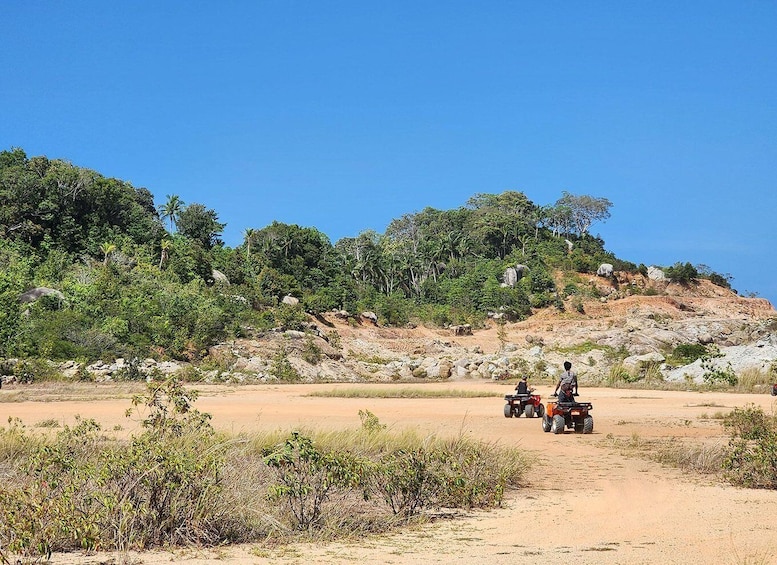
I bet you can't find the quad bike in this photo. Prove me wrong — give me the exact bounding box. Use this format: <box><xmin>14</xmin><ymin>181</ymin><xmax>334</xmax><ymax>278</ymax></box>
<box><xmin>504</xmin><ymin>391</ymin><xmax>545</xmax><ymax>418</ymax></box>
<box><xmin>541</xmin><ymin>397</ymin><xmax>593</xmax><ymax>434</ymax></box>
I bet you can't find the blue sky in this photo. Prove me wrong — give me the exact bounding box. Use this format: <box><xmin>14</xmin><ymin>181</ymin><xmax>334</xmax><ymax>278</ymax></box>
<box><xmin>3</xmin><ymin>2</ymin><xmax>776</xmax><ymax>303</ymax></box>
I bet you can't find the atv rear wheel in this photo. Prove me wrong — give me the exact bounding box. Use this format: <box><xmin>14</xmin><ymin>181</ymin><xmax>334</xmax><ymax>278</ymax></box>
<box><xmin>551</xmin><ymin>415</ymin><xmax>565</xmax><ymax>434</ymax></box>
<box><xmin>583</xmin><ymin>415</ymin><xmax>594</xmax><ymax>434</ymax></box>
<box><xmin>574</xmin><ymin>421</ymin><xmax>584</xmax><ymax>433</ymax></box>
<box><xmin>524</xmin><ymin>404</ymin><xmax>534</xmax><ymax>418</ymax></box>
<box><xmin>504</xmin><ymin>403</ymin><xmax>513</xmax><ymax>418</ymax></box>
<box><xmin>541</xmin><ymin>415</ymin><xmax>552</xmax><ymax>432</ymax></box>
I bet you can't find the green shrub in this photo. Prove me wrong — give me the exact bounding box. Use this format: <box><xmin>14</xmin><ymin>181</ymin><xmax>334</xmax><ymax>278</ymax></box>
<box><xmin>0</xmin><ymin>418</ymin><xmax>105</xmax><ymax>559</ymax></box>
<box><xmin>263</xmin><ymin>431</ymin><xmax>366</xmax><ymax>530</ymax></box>
<box><xmin>664</xmin><ymin>262</ymin><xmax>698</xmax><ymax>284</ymax></box>
<box><xmin>12</xmin><ymin>358</ymin><xmax>59</xmax><ymax>383</ymax></box>
<box><xmin>274</xmin><ymin>304</ymin><xmax>307</xmax><ymax>331</ymax></box>
<box><xmin>700</xmin><ymin>346</ymin><xmax>737</xmax><ymax>386</ymax></box>
<box><xmin>562</xmin><ymin>283</ymin><xmax>579</xmax><ymax>297</ymax></box>
<box><xmin>302</xmin><ymin>333</ymin><xmax>322</xmax><ymax>365</ymax></box>
<box><xmin>722</xmin><ymin>405</ymin><xmax>777</xmax><ymax>488</ymax></box>
<box><xmin>270</xmin><ymin>346</ymin><xmax>301</xmax><ymax>382</ymax></box>
<box><xmin>326</xmin><ymin>330</ymin><xmax>342</xmax><ymax>351</ymax></box>
<box><xmin>358</xmin><ymin>409</ymin><xmax>386</xmax><ymax>433</ymax></box>
<box><xmin>434</xmin><ymin>436</ymin><xmax>521</xmax><ymax>508</ymax></box>
<box><xmin>375</xmin><ymin>447</ymin><xmax>442</xmax><ymax>517</ymax></box>
<box><xmin>669</xmin><ymin>343</ymin><xmax>708</xmax><ymax>365</ymax></box>
<box><xmin>572</xmin><ymin>297</ymin><xmax>585</xmax><ymax>314</ymax></box>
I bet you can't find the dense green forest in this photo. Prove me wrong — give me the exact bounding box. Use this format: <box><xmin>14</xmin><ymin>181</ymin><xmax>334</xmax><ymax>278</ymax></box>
<box><xmin>0</xmin><ymin>147</ymin><xmax>724</xmax><ymax>363</ymax></box>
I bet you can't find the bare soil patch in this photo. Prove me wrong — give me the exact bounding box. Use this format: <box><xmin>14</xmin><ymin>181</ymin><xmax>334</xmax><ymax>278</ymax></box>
<box><xmin>2</xmin><ymin>381</ymin><xmax>777</xmax><ymax>564</ymax></box>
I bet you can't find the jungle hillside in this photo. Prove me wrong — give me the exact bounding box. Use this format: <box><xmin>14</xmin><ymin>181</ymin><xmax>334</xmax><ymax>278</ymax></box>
<box><xmin>0</xmin><ymin>147</ymin><xmax>740</xmax><ymax>365</ymax></box>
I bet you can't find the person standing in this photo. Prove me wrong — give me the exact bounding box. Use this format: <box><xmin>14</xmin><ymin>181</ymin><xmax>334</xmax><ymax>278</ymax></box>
<box><xmin>554</xmin><ymin>361</ymin><xmax>578</xmax><ymax>396</ymax></box>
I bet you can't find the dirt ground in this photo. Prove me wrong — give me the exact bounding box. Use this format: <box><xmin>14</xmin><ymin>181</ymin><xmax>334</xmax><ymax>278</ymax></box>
<box><xmin>3</xmin><ymin>381</ymin><xmax>777</xmax><ymax>565</ymax></box>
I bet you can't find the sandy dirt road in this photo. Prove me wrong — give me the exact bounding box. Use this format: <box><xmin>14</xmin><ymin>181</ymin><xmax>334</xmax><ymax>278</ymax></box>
<box><xmin>2</xmin><ymin>382</ymin><xmax>777</xmax><ymax>565</ymax></box>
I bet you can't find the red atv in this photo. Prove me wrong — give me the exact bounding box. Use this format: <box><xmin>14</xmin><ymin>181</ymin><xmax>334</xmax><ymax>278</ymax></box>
<box><xmin>541</xmin><ymin>397</ymin><xmax>593</xmax><ymax>434</ymax></box>
<box><xmin>504</xmin><ymin>391</ymin><xmax>544</xmax><ymax>418</ymax></box>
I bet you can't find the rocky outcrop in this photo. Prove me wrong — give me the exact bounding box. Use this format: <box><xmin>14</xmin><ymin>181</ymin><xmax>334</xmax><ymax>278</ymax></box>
<box><xmin>647</xmin><ymin>266</ymin><xmax>666</xmax><ymax>281</ymax></box>
<box><xmin>18</xmin><ymin>287</ymin><xmax>65</xmax><ymax>303</ymax></box>
<box><xmin>664</xmin><ymin>335</ymin><xmax>777</xmax><ymax>383</ymax></box>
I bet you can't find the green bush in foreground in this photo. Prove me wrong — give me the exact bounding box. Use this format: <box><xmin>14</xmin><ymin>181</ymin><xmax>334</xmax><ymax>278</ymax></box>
<box><xmin>0</xmin><ymin>379</ymin><xmax>527</xmax><ymax>562</ymax></box>
<box><xmin>263</xmin><ymin>431</ymin><xmax>366</xmax><ymax>531</ymax></box>
<box><xmin>722</xmin><ymin>405</ymin><xmax>777</xmax><ymax>489</ymax></box>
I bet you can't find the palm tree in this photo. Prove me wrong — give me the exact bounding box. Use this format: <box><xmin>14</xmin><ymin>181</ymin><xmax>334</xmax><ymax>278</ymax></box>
<box><xmin>159</xmin><ymin>194</ymin><xmax>184</xmax><ymax>232</ymax></box>
<box><xmin>100</xmin><ymin>242</ymin><xmax>116</xmax><ymax>266</ymax></box>
<box><xmin>243</xmin><ymin>228</ymin><xmax>257</xmax><ymax>257</ymax></box>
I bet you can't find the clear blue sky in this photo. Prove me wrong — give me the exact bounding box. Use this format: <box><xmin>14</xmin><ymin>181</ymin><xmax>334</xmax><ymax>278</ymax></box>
<box><xmin>3</xmin><ymin>2</ymin><xmax>776</xmax><ymax>304</ymax></box>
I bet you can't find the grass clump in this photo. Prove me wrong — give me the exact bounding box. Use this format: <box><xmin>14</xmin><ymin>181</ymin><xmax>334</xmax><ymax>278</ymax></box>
<box><xmin>602</xmin><ymin>433</ymin><xmax>725</xmax><ymax>476</ymax></box>
<box><xmin>307</xmin><ymin>387</ymin><xmax>500</xmax><ymax>399</ymax></box>
<box><xmin>555</xmin><ymin>341</ymin><xmax>613</xmax><ymax>356</ymax></box>
<box><xmin>347</xmin><ymin>351</ymin><xmax>395</xmax><ymax>365</ymax></box>
<box><xmin>734</xmin><ymin>365</ymin><xmax>777</xmax><ymax>394</ymax></box>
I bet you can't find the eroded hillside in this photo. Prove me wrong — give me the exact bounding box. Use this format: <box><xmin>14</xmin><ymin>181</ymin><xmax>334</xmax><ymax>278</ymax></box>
<box><xmin>203</xmin><ymin>275</ymin><xmax>777</xmax><ymax>386</ymax></box>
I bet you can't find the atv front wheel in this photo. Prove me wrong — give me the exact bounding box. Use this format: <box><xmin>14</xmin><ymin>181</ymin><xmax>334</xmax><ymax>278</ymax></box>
<box><xmin>551</xmin><ymin>415</ymin><xmax>565</xmax><ymax>434</ymax></box>
<box><xmin>536</xmin><ymin>403</ymin><xmax>545</xmax><ymax>418</ymax></box>
<box><xmin>583</xmin><ymin>415</ymin><xmax>594</xmax><ymax>434</ymax></box>
<box><xmin>524</xmin><ymin>404</ymin><xmax>534</xmax><ymax>418</ymax></box>
<box><xmin>541</xmin><ymin>415</ymin><xmax>552</xmax><ymax>432</ymax></box>
<box><xmin>504</xmin><ymin>403</ymin><xmax>513</xmax><ymax>418</ymax></box>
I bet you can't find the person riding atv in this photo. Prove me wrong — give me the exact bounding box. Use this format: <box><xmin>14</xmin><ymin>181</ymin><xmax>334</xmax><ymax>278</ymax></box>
<box><xmin>542</xmin><ymin>382</ymin><xmax>593</xmax><ymax>434</ymax></box>
<box><xmin>557</xmin><ymin>382</ymin><xmax>575</xmax><ymax>403</ymax></box>
<box><xmin>504</xmin><ymin>376</ymin><xmax>544</xmax><ymax>418</ymax></box>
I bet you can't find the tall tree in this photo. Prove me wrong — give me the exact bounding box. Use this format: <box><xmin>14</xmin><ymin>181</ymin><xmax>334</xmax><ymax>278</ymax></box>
<box><xmin>176</xmin><ymin>203</ymin><xmax>225</xmax><ymax>250</ymax></box>
<box><xmin>555</xmin><ymin>192</ymin><xmax>613</xmax><ymax>236</ymax></box>
<box><xmin>159</xmin><ymin>194</ymin><xmax>184</xmax><ymax>232</ymax></box>
<box><xmin>243</xmin><ymin>228</ymin><xmax>257</xmax><ymax>257</ymax></box>
<box><xmin>466</xmin><ymin>191</ymin><xmax>537</xmax><ymax>258</ymax></box>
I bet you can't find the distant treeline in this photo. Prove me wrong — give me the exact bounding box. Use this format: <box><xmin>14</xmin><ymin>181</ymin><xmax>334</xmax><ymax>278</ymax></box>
<box><xmin>0</xmin><ymin>147</ymin><xmax>724</xmax><ymax>363</ymax></box>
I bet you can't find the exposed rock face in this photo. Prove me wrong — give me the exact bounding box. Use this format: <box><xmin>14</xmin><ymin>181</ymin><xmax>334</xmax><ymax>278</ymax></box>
<box><xmin>664</xmin><ymin>335</ymin><xmax>777</xmax><ymax>383</ymax></box>
<box><xmin>597</xmin><ymin>263</ymin><xmax>614</xmax><ymax>277</ymax></box>
<box><xmin>360</xmin><ymin>311</ymin><xmax>378</xmax><ymax>325</ymax></box>
<box><xmin>503</xmin><ymin>265</ymin><xmax>530</xmax><ymax>287</ymax></box>
<box><xmin>211</xmin><ymin>269</ymin><xmax>230</xmax><ymax>285</ymax></box>
<box><xmin>18</xmin><ymin>287</ymin><xmax>65</xmax><ymax>303</ymax></box>
<box><xmin>648</xmin><ymin>266</ymin><xmax>666</xmax><ymax>281</ymax></box>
